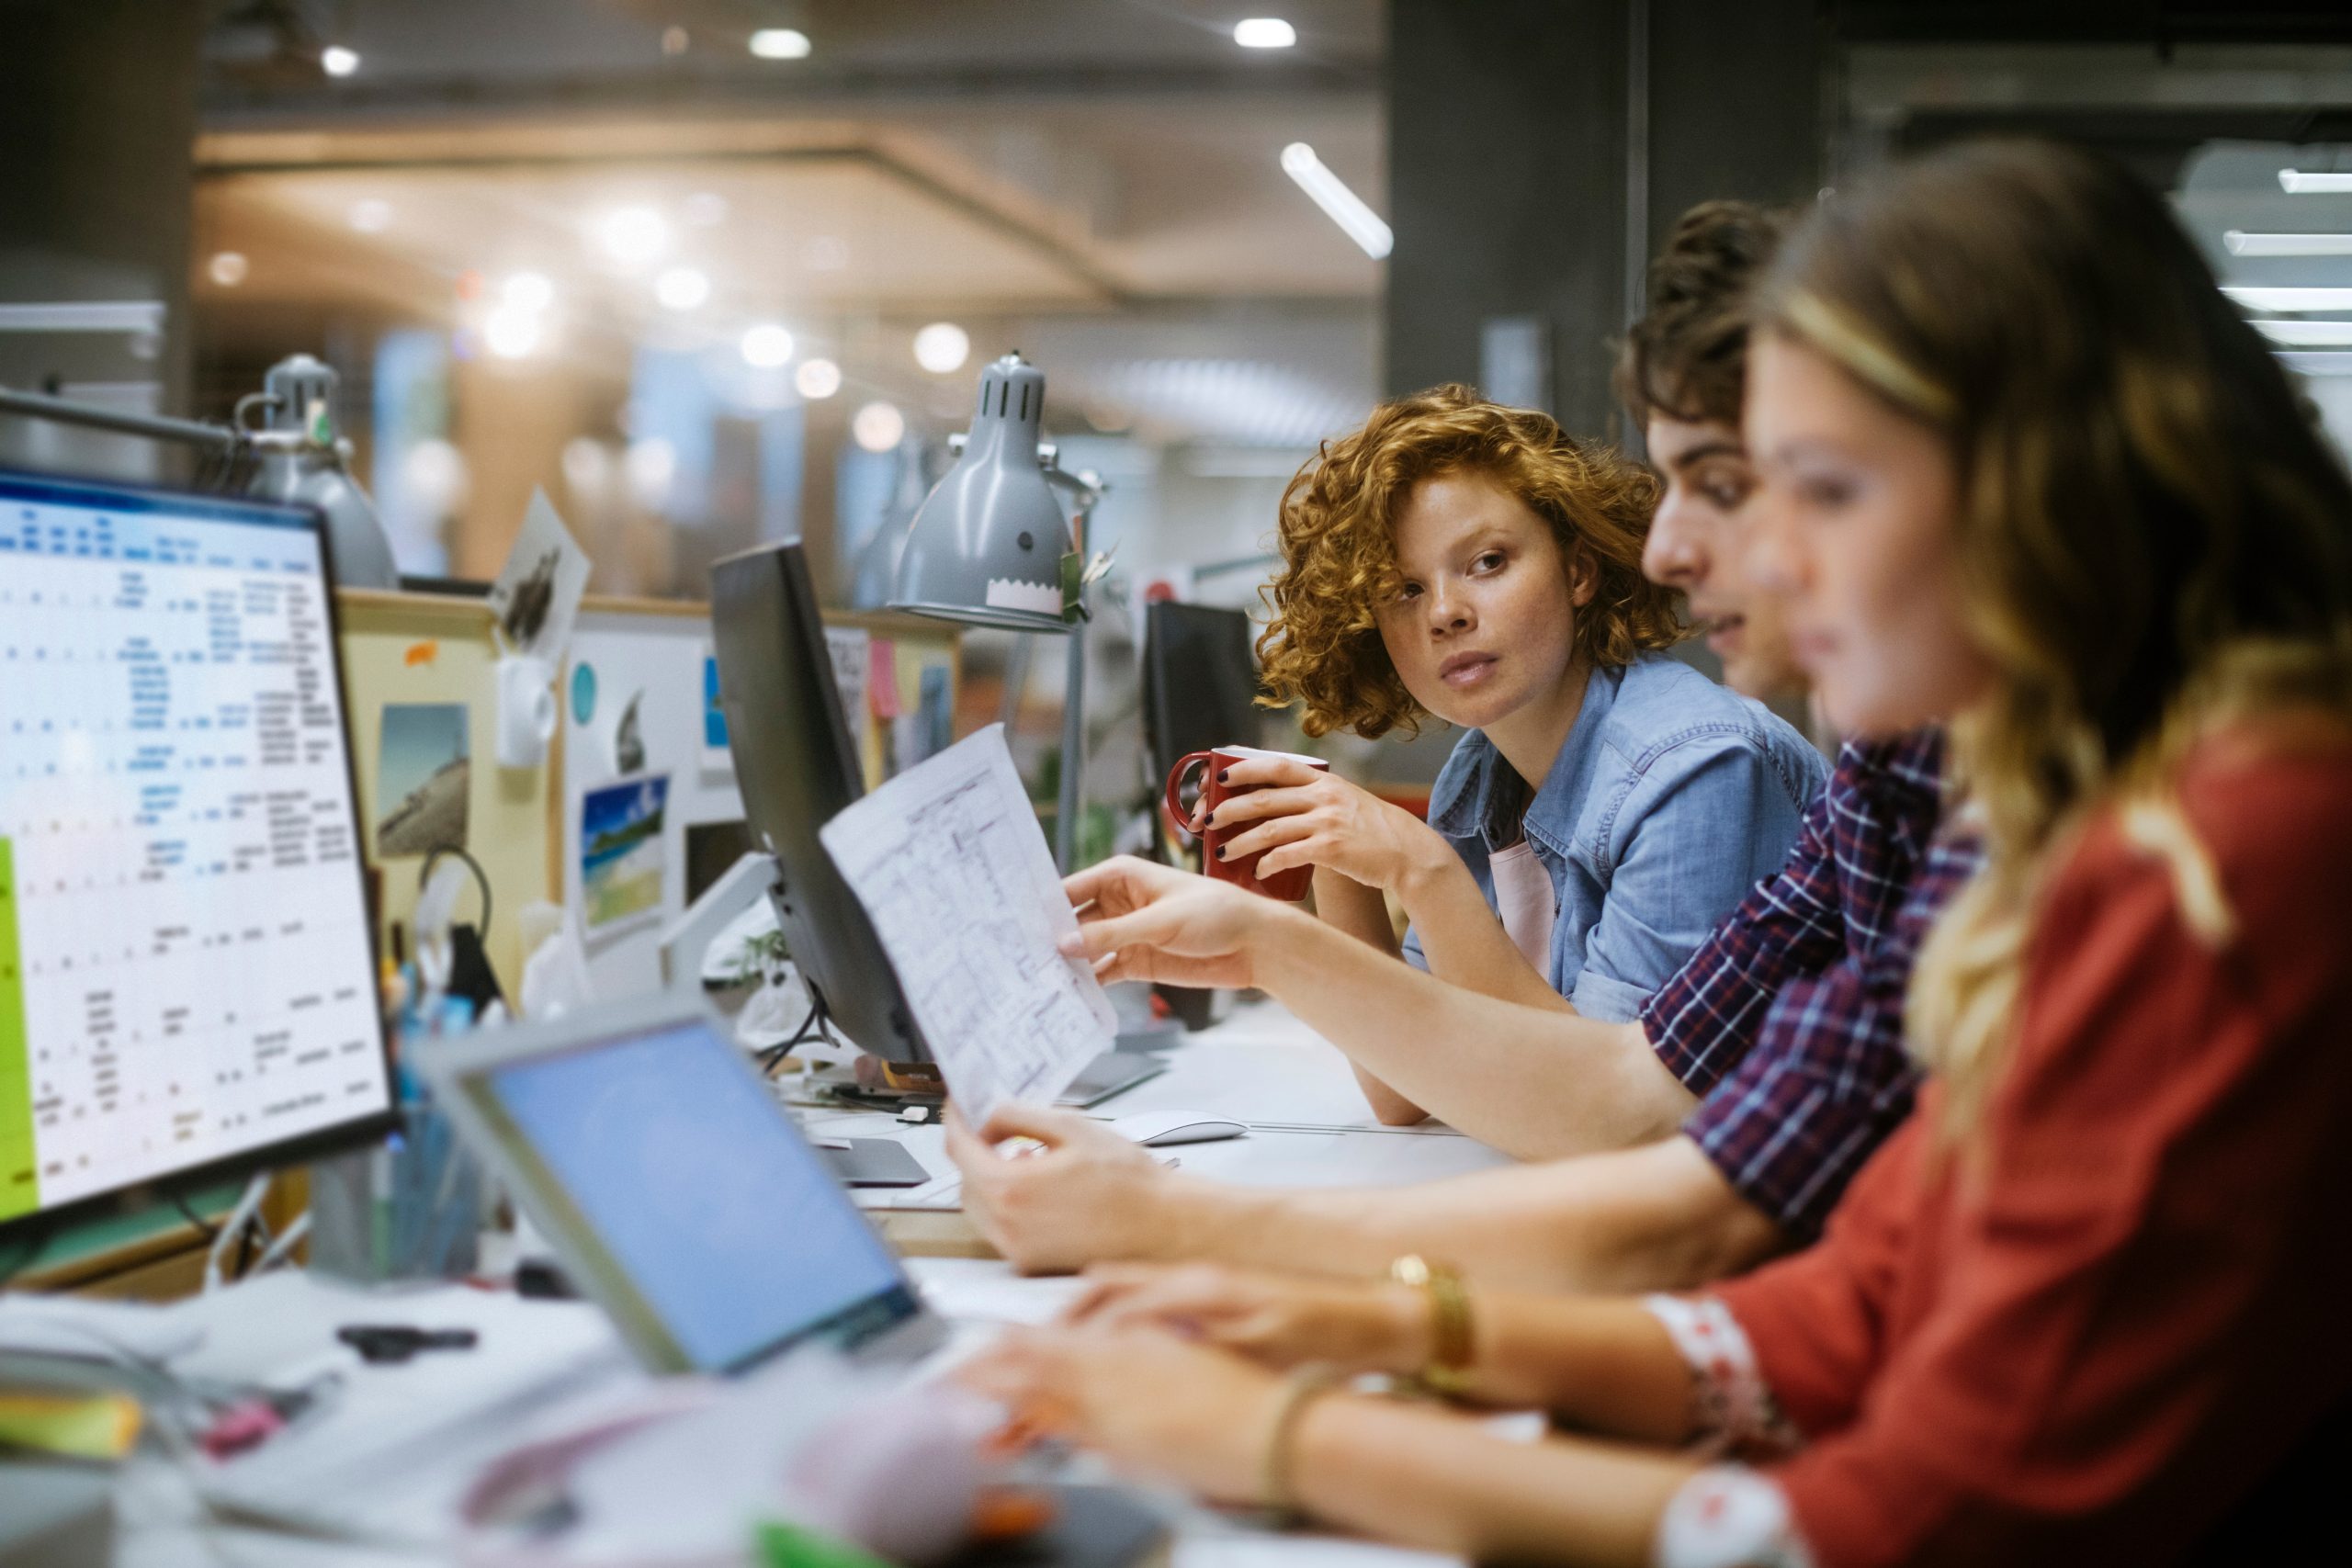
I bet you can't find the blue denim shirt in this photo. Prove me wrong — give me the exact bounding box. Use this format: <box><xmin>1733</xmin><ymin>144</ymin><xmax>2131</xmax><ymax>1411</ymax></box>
<box><xmin>1402</xmin><ymin>652</ymin><xmax>1827</xmax><ymax>1021</ymax></box>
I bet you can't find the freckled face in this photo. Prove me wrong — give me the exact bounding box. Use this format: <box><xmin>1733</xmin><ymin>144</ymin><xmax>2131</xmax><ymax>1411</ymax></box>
<box><xmin>1640</xmin><ymin>414</ymin><xmax>1803</xmax><ymax>702</ymax></box>
<box><xmin>1374</xmin><ymin>471</ymin><xmax>1593</xmax><ymax>731</ymax></box>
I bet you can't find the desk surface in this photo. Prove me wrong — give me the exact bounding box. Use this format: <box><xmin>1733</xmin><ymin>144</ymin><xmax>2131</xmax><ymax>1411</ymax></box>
<box><xmin>95</xmin><ymin>1262</ymin><xmax>1457</xmax><ymax>1568</ymax></box>
<box><xmin>806</xmin><ymin>999</ymin><xmax>1513</xmax><ymax>1229</ymax></box>
<box><xmin>85</xmin><ymin>998</ymin><xmax>1496</xmax><ymax>1565</ymax></box>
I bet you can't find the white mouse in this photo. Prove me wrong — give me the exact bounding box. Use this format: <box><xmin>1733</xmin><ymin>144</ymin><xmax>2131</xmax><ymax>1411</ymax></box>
<box><xmin>1110</xmin><ymin>1110</ymin><xmax>1248</xmax><ymax>1147</ymax></box>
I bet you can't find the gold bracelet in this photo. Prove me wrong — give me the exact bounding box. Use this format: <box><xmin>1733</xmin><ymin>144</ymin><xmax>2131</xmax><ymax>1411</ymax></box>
<box><xmin>1389</xmin><ymin>1254</ymin><xmax>1476</xmax><ymax>1398</ymax></box>
<box><xmin>1260</xmin><ymin>1363</ymin><xmax>1343</xmax><ymax>1526</ymax></box>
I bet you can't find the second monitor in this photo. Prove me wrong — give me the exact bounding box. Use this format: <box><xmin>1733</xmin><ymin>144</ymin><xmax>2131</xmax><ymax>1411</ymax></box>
<box><xmin>708</xmin><ymin>539</ymin><xmax>1160</xmax><ymax>1108</ymax></box>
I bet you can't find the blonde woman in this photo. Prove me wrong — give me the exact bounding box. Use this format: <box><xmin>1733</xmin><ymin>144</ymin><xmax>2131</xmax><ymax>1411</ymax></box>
<box><xmin>965</xmin><ymin>140</ymin><xmax>2352</xmax><ymax>1565</ymax></box>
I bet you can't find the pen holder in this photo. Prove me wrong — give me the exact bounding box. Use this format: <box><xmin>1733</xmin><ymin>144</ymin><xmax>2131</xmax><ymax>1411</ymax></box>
<box><xmin>309</xmin><ymin>1100</ymin><xmax>483</xmax><ymax>1283</ymax></box>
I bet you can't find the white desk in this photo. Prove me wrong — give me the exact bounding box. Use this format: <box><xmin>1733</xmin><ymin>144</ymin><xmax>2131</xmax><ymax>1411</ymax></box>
<box><xmin>805</xmin><ymin>999</ymin><xmax>1513</xmax><ymax>1225</ymax></box>
<box><xmin>93</xmin><ymin>1262</ymin><xmax>1454</xmax><ymax>1568</ymax></box>
<box><xmin>80</xmin><ymin>999</ymin><xmax>1495</xmax><ymax>1564</ymax></box>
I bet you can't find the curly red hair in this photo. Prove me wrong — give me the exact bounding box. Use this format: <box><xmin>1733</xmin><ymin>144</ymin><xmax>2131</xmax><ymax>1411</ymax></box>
<box><xmin>1256</xmin><ymin>386</ymin><xmax>1677</xmax><ymax>739</ymax></box>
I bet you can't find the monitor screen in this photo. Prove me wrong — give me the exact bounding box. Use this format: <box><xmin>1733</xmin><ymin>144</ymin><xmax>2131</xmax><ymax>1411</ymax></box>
<box><xmin>469</xmin><ymin>1017</ymin><xmax>912</xmax><ymax>1374</ymax></box>
<box><xmin>1144</xmin><ymin>601</ymin><xmax>1266</xmax><ymax>784</ymax></box>
<box><xmin>708</xmin><ymin>539</ymin><xmax>930</xmax><ymax>1066</ymax></box>
<box><xmin>0</xmin><ymin>471</ymin><xmax>393</xmax><ymax>1234</ymax></box>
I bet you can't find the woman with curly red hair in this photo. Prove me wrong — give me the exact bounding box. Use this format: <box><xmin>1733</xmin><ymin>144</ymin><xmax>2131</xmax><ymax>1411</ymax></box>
<box><xmin>1189</xmin><ymin>386</ymin><xmax>1823</xmax><ymax>1143</ymax></box>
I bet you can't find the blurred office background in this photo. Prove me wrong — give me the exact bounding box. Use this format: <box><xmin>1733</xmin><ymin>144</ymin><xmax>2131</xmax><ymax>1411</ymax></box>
<box><xmin>9</xmin><ymin>0</ymin><xmax>2352</xmax><ymax>798</ymax></box>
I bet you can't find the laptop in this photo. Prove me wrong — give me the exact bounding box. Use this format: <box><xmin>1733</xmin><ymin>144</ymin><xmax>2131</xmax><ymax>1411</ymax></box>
<box><xmin>202</xmin><ymin>995</ymin><xmax>947</xmax><ymax>1543</ymax></box>
<box><xmin>423</xmin><ymin>991</ymin><xmax>949</xmax><ymax>1376</ymax></box>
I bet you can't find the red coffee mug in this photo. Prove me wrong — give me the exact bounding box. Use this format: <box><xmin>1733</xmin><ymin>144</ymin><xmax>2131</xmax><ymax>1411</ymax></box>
<box><xmin>1164</xmin><ymin>745</ymin><xmax>1329</xmax><ymax>901</ymax></box>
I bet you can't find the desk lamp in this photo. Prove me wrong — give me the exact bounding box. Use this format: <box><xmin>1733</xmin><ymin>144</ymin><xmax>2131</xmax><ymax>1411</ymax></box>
<box><xmin>888</xmin><ymin>352</ymin><xmax>1103</xmax><ymax>870</ymax></box>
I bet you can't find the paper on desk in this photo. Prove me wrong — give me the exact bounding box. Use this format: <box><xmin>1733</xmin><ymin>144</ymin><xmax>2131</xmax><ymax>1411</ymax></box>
<box><xmin>820</xmin><ymin>725</ymin><xmax>1114</xmax><ymax>1122</ymax></box>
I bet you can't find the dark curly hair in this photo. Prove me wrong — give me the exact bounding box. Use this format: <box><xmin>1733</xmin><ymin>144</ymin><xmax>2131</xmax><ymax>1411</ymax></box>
<box><xmin>1616</xmin><ymin>200</ymin><xmax>1790</xmax><ymax>428</ymax></box>
<box><xmin>1255</xmin><ymin>386</ymin><xmax>1677</xmax><ymax>739</ymax></box>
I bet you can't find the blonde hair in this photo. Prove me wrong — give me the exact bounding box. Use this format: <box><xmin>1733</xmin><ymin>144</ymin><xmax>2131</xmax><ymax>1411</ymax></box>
<box><xmin>1256</xmin><ymin>385</ymin><xmax>1678</xmax><ymax>739</ymax></box>
<box><xmin>1755</xmin><ymin>141</ymin><xmax>2352</xmax><ymax>1138</ymax></box>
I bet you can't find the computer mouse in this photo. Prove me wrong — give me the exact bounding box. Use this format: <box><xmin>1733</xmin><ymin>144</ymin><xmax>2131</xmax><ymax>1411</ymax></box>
<box><xmin>1110</xmin><ymin>1110</ymin><xmax>1248</xmax><ymax>1147</ymax></box>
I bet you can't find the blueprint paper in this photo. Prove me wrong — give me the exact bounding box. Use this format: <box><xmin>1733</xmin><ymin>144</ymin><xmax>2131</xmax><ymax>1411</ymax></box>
<box><xmin>819</xmin><ymin>725</ymin><xmax>1114</xmax><ymax>1122</ymax></box>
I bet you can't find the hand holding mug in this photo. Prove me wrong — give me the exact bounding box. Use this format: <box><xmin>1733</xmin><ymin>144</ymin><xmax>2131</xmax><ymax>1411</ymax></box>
<box><xmin>1192</xmin><ymin>752</ymin><xmax>1442</xmax><ymax>896</ymax></box>
<box><xmin>1163</xmin><ymin>746</ymin><xmax>1330</xmax><ymax>899</ymax></box>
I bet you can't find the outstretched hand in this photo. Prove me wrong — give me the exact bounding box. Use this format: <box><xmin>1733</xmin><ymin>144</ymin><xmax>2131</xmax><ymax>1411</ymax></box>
<box><xmin>1059</xmin><ymin>856</ymin><xmax>1293</xmax><ymax>990</ymax></box>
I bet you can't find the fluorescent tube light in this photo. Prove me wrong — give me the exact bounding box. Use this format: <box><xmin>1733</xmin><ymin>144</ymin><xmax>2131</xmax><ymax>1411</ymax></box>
<box><xmin>2279</xmin><ymin>170</ymin><xmax>2352</xmax><ymax>194</ymax></box>
<box><xmin>2253</xmin><ymin>319</ymin><xmax>2352</xmax><ymax>347</ymax></box>
<box><xmin>1281</xmin><ymin>143</ymin><xmax>1392</xmax><ymax>259</ymax></box>
<box><xmin>2278</xmin><ymin>351</ymin><xmax>2352</xmax><ymax>376</ymax></box>
<box><xmin>1235</xmin><ymin>17</ymin><xmax>1296</xmax><ymax>48</ymax></box>
<box><xmin>2225</xmin><ymin>231</ymin><xmax>2352</xmax><ymax>256</ymax></box>
<box><xmin>2222</xmin><ymin>286</ymin><xmax>2352</xmax><ymax>312</ymax></box>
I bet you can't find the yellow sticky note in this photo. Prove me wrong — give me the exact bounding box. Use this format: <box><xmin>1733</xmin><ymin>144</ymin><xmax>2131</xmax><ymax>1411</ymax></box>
<box><xmin>0</xmin><ymin>1389</ymin><xmax>143</xmax><ymax>1461</ymax></box>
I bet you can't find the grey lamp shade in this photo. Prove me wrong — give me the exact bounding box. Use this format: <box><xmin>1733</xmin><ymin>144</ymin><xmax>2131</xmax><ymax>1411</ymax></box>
<box><xmin>888</xmin><ymin>352</ymin><xmax>1073</xmax><ymax>634</ymax></box>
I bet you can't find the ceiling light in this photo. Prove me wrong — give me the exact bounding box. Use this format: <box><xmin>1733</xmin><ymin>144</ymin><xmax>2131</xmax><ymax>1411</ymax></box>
<box><xmin>2278</xmin><ymin>351</ymin><xmax>2352</xmax><ymax>376</ymax></box>
<box><xmin>1280</xmin><ymin>142</ymin><xmax>1393</xmax><ymax>259</ymax></box>
<box><xmin>749</xmin><ymin>28</ymin><xmax>810</xmax><ymax>59</ymax></box>
<box><xmin>1234</xmin><ymin>17</ymin><xmax>1296</xmax><ymax>48</ymax></box>
<box><xmin>683</xmin><ymin>191</ymin><xmax>728</xmax><ymax>228</ymax></box>
<box><xmin>2254</xmin><ymin>319</ymin><xmax>2352</xmax><ymax>347</ymax></box>
<box><xmin>2222</xmin><ymin>286</ymin><xmax>2352</xmax><ymax>312</ymax></box>
<box><xmin>348</xmin><ymin>198</ymin><xmax>393</xmax><ymax>233</ymax></box>
<box><xmin>2224</xmin><ymin>230</ymin><xmax>2352</xmax><ymax>257</ymax></box>
<box><xmin>654</xmin><ymin>266</ymin><xmax>710</xmax><ymax>310</ymax></box>
<box><xmin>795</xmin><ymin>358</ymin><xmax>842</xmax><ymax>400</ymax></box>
<box><xmin>208</xmin><ymin>252</ymin><xmax>249</xmax><ymax>287</ymax></box>
<box><xmin>2279</xmin><ymin>170</ymin><xmax>2352</xmax><ymax>194</ymax></box>
<box><xmin>484</xmin><ymin>305</ymin><xmax>545</xmax><ymax>359</ymax></box>
<box><xmin>741</xmin><ymin>322</ymin><xmax>796</xmax><ymax>368</ymax></box>
<box><xmin>501</xmin><ymin>272</ymin><xmax>554</xmax><ymax>311</ymax></box>
<box><xmin>598</xmin><ymin>207</ymin><xmax>671</xmax><ymax>268</ymax></box>
<box><xmin>321</xmin><ymin>45</ymin><xmax>359</xmax><ymax>76</ymax></box>
<box><xmin>913</xmin><ymin>321</ymin><xmax>971</xmax><ymax>375</ymax></box>
<box><xmin>852</xmin><ymin>400</ymin><xmax>906</xmax><ymax>452</ymax></box>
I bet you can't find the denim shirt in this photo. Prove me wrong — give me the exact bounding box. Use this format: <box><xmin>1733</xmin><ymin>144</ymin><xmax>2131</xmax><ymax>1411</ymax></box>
<box><xmin>1402</xmin><ymin>652</ymin><xmax>1827</xmax><ymax>1022</ymax></box>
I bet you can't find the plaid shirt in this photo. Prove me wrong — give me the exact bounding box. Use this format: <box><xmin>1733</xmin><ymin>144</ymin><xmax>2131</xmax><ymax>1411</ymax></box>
<box><xmin>1639</xmin><ymin>728</ymin><xmax>1982</xmax><ymax>1238</ymax></box>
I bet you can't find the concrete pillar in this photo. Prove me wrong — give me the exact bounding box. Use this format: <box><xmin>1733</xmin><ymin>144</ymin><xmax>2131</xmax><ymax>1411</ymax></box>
<box><xmin>0</xmin><ymin>0</ymin><xmax>207</xmax><ymax>477</ymax></box>
<box><xmin>1385</xmin><ymin>0</ymin><xmax>1821</xmax><ymax>443</ymax></box>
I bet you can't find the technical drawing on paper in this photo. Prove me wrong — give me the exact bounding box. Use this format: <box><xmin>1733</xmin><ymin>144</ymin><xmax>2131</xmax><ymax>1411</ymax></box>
<box><xmin>820</xmin><ymin>725</ymin><xmax>1113</xmax><ymax>1122</ymax></box>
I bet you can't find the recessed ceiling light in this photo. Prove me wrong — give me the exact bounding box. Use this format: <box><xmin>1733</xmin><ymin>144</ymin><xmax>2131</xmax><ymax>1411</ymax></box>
<box><xmin>485</xmin><ymin>305</ymin><xmax>544</xmax><ymax>359</ymax></box>
<box><xmin>852</xmin><ymin>400</ymin><xmax>906</xmax><ymax>452</ymax></box>
<box><xmin>2224</xmin><ymin>230</ymin><xmax>2352</xmax><ymax>257</ymax></box>
<box><xmin>1280</xmin><ymin>142</ymin><xmax>1393</xmax><ymax>259</ymax></box>
<box><xmin>654</xmin><ymin>266</ymin><xmax>710</xmax><ymax>310</ymax></box>
<box><xmin>2278</xmin><ymin>170</ymin><xmax>2352</xmax><ymax>194</ymax></box>
<box><xmin>795</xmin><ymin>358</ymin><xmax>843</xmax><ymax>400</ymax></box>
<box><xmin>208</xmin><ymin>252</ymin><xmax>249</xmax><ymax>287</ymax></box>
<box><xmin>912</xmin><ymin>321</ymin><xmax>971</xmax><ymax>375</ymax></box>
<box><xmin>321</xmin><ymin>45</ymin><xmax>359</xmax><ymax>77</ymax></box>
<box><xmin>501</xmin><ymin>272</ymin><xmax>554</xmax><ymax>311</ymax></box>
<box><xmin>749</xmin><ymin>28</ymin><xmax>810</xmax><ymax>59</ymax></box>
<box><xmin>741</xmin><ymin>322</ymin><xmax>796</xmax><ymax>368</ymax></box>
<box><xmin>598</xmin><ymin>207</ymin><xmax>670</xmax><ymax>268</ymax></box>
<box><xmin>1234</xmin><ymin>17</ymin><xmax>1296</xmax><ymax>48</ymax></box>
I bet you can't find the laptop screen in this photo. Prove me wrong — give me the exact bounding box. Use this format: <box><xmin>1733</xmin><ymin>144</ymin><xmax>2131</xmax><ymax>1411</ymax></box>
<box><xmin>468</xmin><ymin>1017</ymin><xmax>912</xmax><ymax>1374</ymax></box>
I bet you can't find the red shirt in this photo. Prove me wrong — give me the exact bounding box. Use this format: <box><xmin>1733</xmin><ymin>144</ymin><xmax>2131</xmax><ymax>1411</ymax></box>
<box><xmin>1715</xmin><ymin>736</ymin><xmax>2352</xmax><ymax>1567</ymax></box>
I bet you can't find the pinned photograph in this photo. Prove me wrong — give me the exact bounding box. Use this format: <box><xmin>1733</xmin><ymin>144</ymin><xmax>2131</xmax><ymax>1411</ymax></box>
<box><xmin>377</xmin><ymin>703</ymin><xmax>471</xmax><ymax>857</ymax></box>
<box><xmin>489</xmin><ymin>488</ymin><xmax>591</xmax><ymax>663</ymax></box>
<box><xmin>582</xmin><ymin>773</ymin><xmax>670</xmax><ymax>933</ymax></box>
<box><xmin>701</xmin><ymin>646</ymin><xmax>732</xmax><ymax>773</ymax></box>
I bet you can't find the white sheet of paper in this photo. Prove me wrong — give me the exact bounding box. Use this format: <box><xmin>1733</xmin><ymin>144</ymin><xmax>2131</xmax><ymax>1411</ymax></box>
<box><xmin>488</xmin><ymin>488</ymin><xmax>592</xmax><ymax>663</ymax></box>
<box><xmin>819</xmin><ymin>725</ymin><xmax>1113</xmax><ymax>1122</ymax></box>
<box><xmin>822</xmin><ymin>625</ymin><xmax>871</xmax><ymax>753</ymax></box>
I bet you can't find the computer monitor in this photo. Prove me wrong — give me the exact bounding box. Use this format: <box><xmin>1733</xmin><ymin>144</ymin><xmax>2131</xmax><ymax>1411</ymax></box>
<box><xmin>0</xmin><ymin>469</ymin><xmax>395</xmax><ymax>1238</ymax></box>
<box><xmin>707</xmin><ymin>539</ymin><xmax>931</xmax><ymax>1067</ymax></box>
<box><xmin>1143</xmin><ymin>601</ymin><xmax>1267</xmax><ymax>814</ymax></box>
